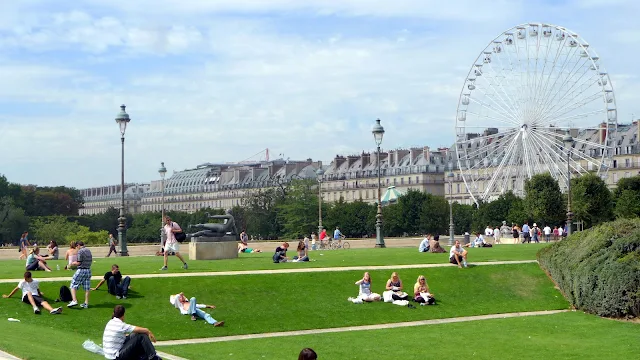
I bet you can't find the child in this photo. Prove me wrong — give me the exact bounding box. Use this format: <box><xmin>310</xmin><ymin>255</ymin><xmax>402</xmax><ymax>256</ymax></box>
<box><xmin>2</xmin><ymin>271</ymin><xmax>62</xmax><ymax>314</ymax></box>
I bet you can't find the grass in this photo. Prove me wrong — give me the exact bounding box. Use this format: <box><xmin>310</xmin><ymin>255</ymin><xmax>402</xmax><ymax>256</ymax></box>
<box><xmin>0</xmin><ymin>243</ymin><xmax>548</xmax><ymax>279</ymax></box>
<box><xmin>160</xmin><ymin>311</ymin><xmax>640</xmax><ymax>360</ymax></box>
<box><xmin>0</xmin><ymin>263</ymin><xmax>567</xmax><ymax>359</ymax></box>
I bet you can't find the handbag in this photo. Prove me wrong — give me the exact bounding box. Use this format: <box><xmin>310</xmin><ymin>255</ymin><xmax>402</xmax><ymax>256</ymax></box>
<box><xmin>175</xmin><ymin>231</ymin><xmax>186</xmax><ymax>243</ymax></box>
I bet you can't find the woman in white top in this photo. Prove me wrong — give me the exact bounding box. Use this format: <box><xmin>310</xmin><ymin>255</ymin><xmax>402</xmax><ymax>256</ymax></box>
<box><xmin>349</xmin><ymin>272</ymin><xmax>380</xmax><ymax>302</ymax></box>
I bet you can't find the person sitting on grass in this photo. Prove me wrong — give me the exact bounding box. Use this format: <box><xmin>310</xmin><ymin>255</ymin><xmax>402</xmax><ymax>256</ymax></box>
<box><xmin>237</xmin><ymin>242</ymin><xmax>262</xmax><ymax>253</ymax></box>
<box><xmin>65</xmin><ymin>241</ymin><xmax>78</xmax><ymax>270</ymax></box>
<box><xmin>429</xmin><ymin>235</ymin><xmax>446</xmax><ymax>253</ymax></box>
<box><xmin>102</xmin><ymin>305</ymin><xmax>160</xmax><ymax>360</ymax></box>
<box><xmin>413</xmin><ymin>275</ymin><xmax>435</xmax><ymax>305</ymax></box>
<box><xmin>418</xmin><ymin>234</ymin><xmax>431</xmax><ymax>252</ymax></box>
<box><xmin>293</xmin><ymin>240</ymin><xmax>309</xmax><ymax>262</ymax></box>
<box><xmin>92</xmin><ymin>264</ymin><xmax>132</xmax><ymax>299</ymax></box>
<box><xmin>385</xmin><ymin>272</ymin><xmax>409</xmax><ymax>301</ymax></box>
<box><xmin>25</xmin><ymin>247</ymin><xmax>52</xmax><ymax>272</ymax></box>
<box><xmin>47</xmin><ymin>240</ymin><xmax>59</xmax><ymax>260</ymax></box>
<box><xmin>298</xmin><ymin>348</ymin><xmax>318</xmax><ymax>360</ymax></box>
<box><xmin>349</xmin><ymin>272</ymin><xmax>381</xmax><ymax>303</ymax></box>
<box><xmin>2</xmin><ymin>271</ymin><xmax>62</xmax><ymax>315</ymax></box>
<box><xmin>169</xmin><ymin>292</ymin><xmax>224</xmax><ymax>327</ymax></box>
<box><xmin>449</xmin><ymin>240</ymin><xmax>468</xmax><ymax>268</ymax></box>
<box><xmin>272</xmin><ymin>242</ymin><xmax>289</xmax><ymax>263</ymax></box>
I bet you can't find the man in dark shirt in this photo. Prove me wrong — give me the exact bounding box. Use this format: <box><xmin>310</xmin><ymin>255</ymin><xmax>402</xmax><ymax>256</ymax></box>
<box><xmin>91</xmin><ymin>264</ymin><xmax>132</xmax><ymax>299</ymax></box>
<box><xmin>68</xmin><ymin>241</ymin><xmax>93</xmax><ymax>308</ymax></box>
<box><xmin>273</xmin><ymin>242</ymin><xmax>289</xmax><ymax>263</ymax></box>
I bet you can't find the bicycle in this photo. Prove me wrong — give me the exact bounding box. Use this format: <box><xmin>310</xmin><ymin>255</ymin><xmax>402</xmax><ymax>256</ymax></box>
<box><xmin>330</xmin><ymin>235</ymin><xmax>350</xmax><ymax>250</ymax></box>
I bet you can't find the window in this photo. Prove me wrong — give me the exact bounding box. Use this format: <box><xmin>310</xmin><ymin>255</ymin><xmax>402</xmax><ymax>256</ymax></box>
<box><xmin>626</xmin><ymin>159</ymin><xmax>631</xmax><ymax>168</ymax></box>
<box><xmin>401</xmin><ymin>178</ymin><xmax>404</xmax><ymax>185</ymax></box>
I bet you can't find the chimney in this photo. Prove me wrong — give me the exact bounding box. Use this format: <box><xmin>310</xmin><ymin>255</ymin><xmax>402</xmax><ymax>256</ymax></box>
<box><xmin>387</xmin><ymin>150</ymin><xmax>395</xmax><ymax>167</ymax></box>
<box><xmin>396</xmin><ymin>149</ymin><xmax>410</xmax><ymax>166</ymax></box>
<box><xmin>600</xmin><ymin>122</ymin><xmax>606</xmax><ymax>145</ymax></box>
<box><xmin>347</xmin><ymin>155</ymin><xmax>359</xmax><ymax>169</ymax></box>
<box><xmin>361</xmin><ymin>152</ymin><xmax>370</xmax><ymax>168</ymax></box>
<box><xmin>423</xmin><ymin>146</ymin><xmax>431</xmax><ymax>162</ymax></box>
<box><xmin>409</xmin><ymin>148</ymin><xmax>421</xmax><ymax>166</ymax></box>
<box><xmin>334</xmin><ymin>155</ymin><xmax>346</xmax><ymax>170</ymax></box>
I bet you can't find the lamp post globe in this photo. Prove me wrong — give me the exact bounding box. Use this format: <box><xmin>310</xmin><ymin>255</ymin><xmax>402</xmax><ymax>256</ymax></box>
<box><xmin>316</xmin><ymin>167</ymin><xmax>325</xmax><ymax>237</ymax></box>
<box><xmin>159</xmin><ymin>162</ymin><xmax>167</xmax><ymax>246</ymax></box>
<box><xmin>371</xmin><ymin>119</ymin><xmax>385</xmax><ymax>248</ymax></box>
<box><xmin>115</xmin><ymin>105</ymin><xmax>131</xmax><ymax>256</ymax></box>
<box><xmin>448</xmin><ymin>171</ymin><xmax>455</xmax><ymax>246</ymax></box>
<box><xmin>563</xmin><ymin>133</ymin><xmax>574</xmax><ymax>236</ymax></box>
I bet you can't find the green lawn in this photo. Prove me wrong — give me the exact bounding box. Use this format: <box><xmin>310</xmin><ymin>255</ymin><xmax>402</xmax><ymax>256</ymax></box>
<box><xmin>0</xmin><ymin>244</ymin><xmax>548</xmax><ymax>280</ymax></box>
<box><xmin>0</xmin><ymin>263</ymin><xmax>566</xmax><ymax>359</ymax></box>
<box><xmin>160</xmin><ymin>311</ymin><xmax>640</xmax><ymax>360</ymax></box>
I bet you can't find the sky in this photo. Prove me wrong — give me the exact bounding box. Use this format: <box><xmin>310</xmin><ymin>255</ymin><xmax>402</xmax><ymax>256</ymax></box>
<box><xmin>0</xmin><ymin>0</ymin><xmax>638</xmax><ymax>188</ymax></box>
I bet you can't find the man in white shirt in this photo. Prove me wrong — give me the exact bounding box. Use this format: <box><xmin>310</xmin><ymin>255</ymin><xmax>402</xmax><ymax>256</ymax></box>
<box><xmin>493</xmin><ymin>226</ymin><xmax>501</xmax><ymax>244</ymax></box>
<box><xmin>484</xmin><ymin>226</ymin><xmax>493</xmax><ymax>237</ymax></box>
<box><xmin>161</xmin><ymin>216</ymin><xmax>188</xmax><ymax>271</ymax></box>
<box><xmin>2</xmin><ymin>271</ymin><xmax>62</xmax><ymax>315</ymax></box>
<box><xmin>170</xmin><ymin>292</ymin><xmax>224</xmax><ymax>326</ymax></box>
<box><xmin>102</xmin><ymin>305</ymin><xmax>159</xmax><ymax>360</ymax></box>
<box><xmin>473</xmin><ymin>233</ymin><xmax>487</xmax><ymax>247</ymax></box>
<box><xmin>418</xmin><ymin>235</ymin><xmax>430</xmax><ymax>252</ymax></box>
<box><xmin>449</xmin><ymin>240</ymin><xmax>468</xmax><ymax>268</ymax></box>
<box><xmin>543</xmin><ymin>225</ymin><xmax>552</xmax><ymax>243</ymax></box>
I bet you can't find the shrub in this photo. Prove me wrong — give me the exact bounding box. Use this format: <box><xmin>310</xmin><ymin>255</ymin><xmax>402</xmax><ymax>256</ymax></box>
<box><xmin>537</xmin><ymin>219</ymin><xmax>640</xmax><ymax>318</ymax></box>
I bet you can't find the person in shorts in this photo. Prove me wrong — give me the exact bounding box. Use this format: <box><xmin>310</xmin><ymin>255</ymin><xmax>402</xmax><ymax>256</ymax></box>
<box><xmin>68</xmin><ymin>241</ymin><xmax>93</xmax><ymax>308</ymax></box>
<box><xmin>161</xmin><ymin>216</ymin><xmax>188</xmax><ymax>271</ymax></box>
<box><xmin>449</xmin><ymin>240</ymin><xmax>468</xmax><ymax>268</ymax></box>
<box><xmin>2</xmin><ymin>271</ymin><xmax>62</xmax><ymax>314</ymax></box>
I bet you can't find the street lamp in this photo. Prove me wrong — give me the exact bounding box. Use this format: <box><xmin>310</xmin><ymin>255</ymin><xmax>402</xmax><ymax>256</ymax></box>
<box><xmin>159</xmin><ymin>162</ymin><xmax>167</xmax><ymax>247</ymax></box>
<box><xmin>448</xmin><ymin>170</ymin><xmax>455</xmax><ymax>246</ymax></box>
<box><xmin>115</xmin><ymin>105</ymin><xmax>131</xmax><ymax>256</ymax></box>
<box><xmin>563</xmin><ymin>132</ymin><xmax>574</xmax><ymax>236</ymax></box>
<box><xmin>372</xmin><ymin>118</ymin><xmax>385</xmax><ymax>248</ymax></box>
<box><xmin>316</xmin><ymin>168</ymin><xmax>325</xmax><ymax>237</ymax></box>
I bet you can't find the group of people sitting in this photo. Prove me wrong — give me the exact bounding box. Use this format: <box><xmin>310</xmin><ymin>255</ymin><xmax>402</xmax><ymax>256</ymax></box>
<box><xmin>348</xmin><ymin>271</ymin><xmax>435</xmax><ymax>306</ymax></box>
<box><xmin>418</xmin><ymin>234</ymin><xmax>446</xmax><ymax>253</ymax></box>
<box><xmin>273</xmin><ymin>241</ymin><xmax>310</xmax><ymax>263</ymax></box>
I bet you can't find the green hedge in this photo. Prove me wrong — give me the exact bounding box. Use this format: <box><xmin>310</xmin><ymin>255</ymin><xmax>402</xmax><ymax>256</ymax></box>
<box><xmin>537</xmin><ymin>219</ymin><xmax>640</xmax><ymax>318</ymax></box>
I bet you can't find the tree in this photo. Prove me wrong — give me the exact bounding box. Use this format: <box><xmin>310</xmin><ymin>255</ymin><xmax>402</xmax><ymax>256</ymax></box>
<box><xmin>570</xmin><ymin>173</ymin><xmax>613</xmax><ymax>228</ymax></box>
<box><xmin>398</xmin><ymin>189</ymin><xmax>429</xmax><ymax>235</ymax></box>
<box><xmin>242</xmin><ymin>188</ymin><xmax>281</xmax><ymax>239</ymax></box>
<box><xmin>277</xmin><ymin>179</ymin><xmax>318</xmax><ymax>238</ymax></box>
<box><xmin>613</xmin><ymin>176</ymin><xmax>640</xmax><ymax>219</ymax></box>
<box><xmin>0</xmin><ymin>197</ymin><xmax>29</xmax><ymax>245</ymax></box>
<box><xmin>381</xmin><ymin>203</ymin><xmax>404</xmax><ymax>237</ymax></box>
<box><xmin>30</xmin><ymin>216</ymin><xmax>82</xmax><ymax>245</ymax></box>
<box><xmin>524</xmin><ymin>173</ymin><xmax>566</xmax><ymax>226</ymax></box>
<box><xmin>417</xmin><ymin>194</ymin><xmax>448</xmax><ymax>235</ymax></box>
<box><xmin>472</xmin><ymin>192</ymin><xmax>526</xmax><ymax>232</ymax></box>
<box><xmin>452</xmin><ymin>202</ymin><xmax>474</xmax><ymax>234</ymax></box>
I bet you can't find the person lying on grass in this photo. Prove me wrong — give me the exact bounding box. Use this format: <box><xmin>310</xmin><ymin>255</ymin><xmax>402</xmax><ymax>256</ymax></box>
<box><xmin>238</xmin><ymin>242</ymin><xmax>262</xmax><ymax>253</ymax></box>
<box><xmin>349</xmin><ymin>272</ymin><xmax>381</xmax><ymax>303</ymax></box>
<box><xmin>449</xmin><ymin>240</ymin><xmax>468</xmax><ymax>268</ymax></box>
<box><xmin>2</xmin><ymin>271</ymin><xmax>62</xmax><ymax>315</ymax></box>
<box><xmin>92</xmin><ymin>264</ymin><xmax>132</xmax><ymax>299</ymax></box>
<box><xmin>25</xmin><ymin>247</ymin><xmax>52</xmax><ymax>272</ymax></box>
<box><xmin>413</xmin><ymin>275</ymin><xmax>435</xmax><ymax>305</ymax></box>
<box><xmin>385</xmin><ymin>272</ymin><xmax>409</xmax><ymax>300</ymax></box>
<box><xmin>102</xmin><ymin>305</ymin><xmax>160</xmax><ymax>360</ymax></box>
<box><xmin>169</xmin><ymin>292</ymin><xmax>224</xmax><ymax>327</ymax></box>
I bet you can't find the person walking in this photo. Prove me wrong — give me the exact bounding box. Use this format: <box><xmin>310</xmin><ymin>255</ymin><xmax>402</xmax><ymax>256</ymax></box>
<box><xmin>18</xmin><ymin>232</ymin><xmax>30</xmax><ymax>260</ymax></box>
<box><xmin>160</xmin><ymin>217</ymin><xmax>188</xmax><ymax>271</ymax></box>
<box><xmin>107</xmin><ymin>234</ymin><xmax>118</xmax><ymax>257</ymax></box>
<box><xmin>68</xmin><ymin>241</ymin><xmax>93</xmax><ymax>309</ymax></box>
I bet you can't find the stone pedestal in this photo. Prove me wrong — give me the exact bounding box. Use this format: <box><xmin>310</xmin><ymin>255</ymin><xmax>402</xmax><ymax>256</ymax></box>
<box><xmin>189</xmin><ymin>237</ymin><xmax>238</xmax><ymax>260</ymax></box>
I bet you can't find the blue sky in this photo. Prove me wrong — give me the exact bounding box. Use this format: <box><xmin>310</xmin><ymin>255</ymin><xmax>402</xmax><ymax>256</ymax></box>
<box><xmin>0</xmin><ymin>0</ymin><xmax>638</xmax><ymax>188</ymax></box>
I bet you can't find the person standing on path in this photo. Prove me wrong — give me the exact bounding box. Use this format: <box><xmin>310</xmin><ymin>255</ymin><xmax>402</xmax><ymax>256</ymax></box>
<box><xmin>107</xmin><ymin>234</ymin><xmax>118</xmax><ymax>257</ymax></box>
<box><xmin>160</xmin><ymin>217</ymin><xmax>188</xmax><ymax>271</ymax></box>
<box><xmin>68</xmin><ymin>241</ymin><xmax>93</xmax><ymax>309</ymax></box>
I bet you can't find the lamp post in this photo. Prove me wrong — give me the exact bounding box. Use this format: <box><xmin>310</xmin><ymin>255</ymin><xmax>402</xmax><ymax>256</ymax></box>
<box><xmin>563</xmin><ymin>132</ymin><xmax>574</xmax><ymax>236</ymax></box>
<box><xmin>115</xmin><ymin>105</ymin><xmax>131</xmax><ymax>256</ymax></box>
<box><xmin>316</xmin><ymin>168</ymin><xmax>325</xmax><ymax>237</ymax></box>
<box><xmin>448</xmin><ymin>171</ymin><xmax>455</xmax><ymax>246</ymax></box>
<box><xmin>372</xmin><ymin>119</ymin><xmax>385</xmax><ymax>248</ymax></box>
<box><xmin>159</xmin><ymin>162</ymin><xmax>167</xmax><ymax>246</ymax></box>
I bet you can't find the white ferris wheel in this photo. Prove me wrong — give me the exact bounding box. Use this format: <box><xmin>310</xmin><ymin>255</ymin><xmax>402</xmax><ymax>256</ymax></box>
<box><xmin>454</xmin><ymin>23</ymin><xmax>617</xmax><ymax>205</ymax></box>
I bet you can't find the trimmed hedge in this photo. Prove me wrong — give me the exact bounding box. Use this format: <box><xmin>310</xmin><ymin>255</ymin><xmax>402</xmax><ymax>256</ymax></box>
<box><xmin>537</xmin><ymin>219</ymin><xmax>640</xmax><ymax>318</ymax></box>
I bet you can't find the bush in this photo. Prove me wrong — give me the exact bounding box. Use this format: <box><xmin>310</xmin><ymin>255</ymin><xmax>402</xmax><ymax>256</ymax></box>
<box><xmin>537</xmin><ymin>219</ymin><xmax>640</xmax><ymax>318</ymax></box>
<box><xmin>65</xmin><ymin>226</ymin><xmax>110</xmax><ymax>246</ymax></box>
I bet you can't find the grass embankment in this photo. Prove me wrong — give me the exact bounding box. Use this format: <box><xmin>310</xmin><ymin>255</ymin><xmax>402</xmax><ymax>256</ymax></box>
<box><xmin>161</xmin><ymin>311</ymin><xmax>640</xmax><ymax>360</ymax></box>
<box><xmin>0</xmin><ymin>244</ymin><xmax>547</xmax><ymax>280</ymax></box>
<box><xmin>0</xmin><ymin>263</ymin><xmax>566</xmax><ymax>360</ymax></box>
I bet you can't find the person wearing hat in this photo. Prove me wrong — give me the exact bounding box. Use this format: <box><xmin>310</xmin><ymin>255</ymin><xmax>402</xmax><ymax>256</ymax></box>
<box><xmin>531</xmin><ymin>223</ymin><xmax>540</xmax><ymax>244</ymax></box>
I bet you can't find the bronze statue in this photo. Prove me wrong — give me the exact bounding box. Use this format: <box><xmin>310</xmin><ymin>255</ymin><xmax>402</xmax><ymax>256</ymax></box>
<box><xmin>187</xmin><ymin>214</ymin><xmax>238</xmax><ymax>239</ymax></box>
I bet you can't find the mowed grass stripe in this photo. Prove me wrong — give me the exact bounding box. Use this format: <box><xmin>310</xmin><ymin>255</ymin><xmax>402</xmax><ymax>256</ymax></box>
<box><xmin>156</xmin><ymin>310</ymin><xmax>569</xmax><ymax>346</ymax></box>
<box><xmin>0</xmin><ymin>244</ymin><xmax>548</xmax><ymax>279</ymax></box>
<box><xmin>0</xmin><ymin>260</ymin><xmax>538</xmax><ymax>284</ymax></box>
<box><xmin>159</xmin><ymin>311</ymin><xmax>640</xmax><ymax>360</ymax></box>
<box><xmin>0</xmin><ymin>263</ymin><xmax>568</xmax><ymax>343</ymax></box>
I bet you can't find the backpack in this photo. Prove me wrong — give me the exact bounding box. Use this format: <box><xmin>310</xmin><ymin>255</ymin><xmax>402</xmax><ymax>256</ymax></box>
<box><xmin>57</xmin><ymin>285</ymin><xmax>72</xmax><ymax>302</ymax></box>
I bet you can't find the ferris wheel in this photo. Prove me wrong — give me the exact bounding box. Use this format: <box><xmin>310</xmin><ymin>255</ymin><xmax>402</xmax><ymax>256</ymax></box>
<box><xmin>454</xmin><ymin>23</ymin><xmax>617</xmax><ymax>205</ymax></box>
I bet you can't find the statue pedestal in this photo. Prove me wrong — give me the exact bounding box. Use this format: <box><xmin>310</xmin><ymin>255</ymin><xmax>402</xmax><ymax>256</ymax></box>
<box><xmin>188</xmin><ymin>236</ymin><xmax>238</xmax><ymax>260</ymax></box>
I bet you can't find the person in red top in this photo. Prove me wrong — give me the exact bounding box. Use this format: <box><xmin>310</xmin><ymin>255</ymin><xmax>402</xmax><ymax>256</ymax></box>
<box><xmin>319</xmin><ymin>228</ymin><xmax>327</xmax><ymax>241</ymax></box>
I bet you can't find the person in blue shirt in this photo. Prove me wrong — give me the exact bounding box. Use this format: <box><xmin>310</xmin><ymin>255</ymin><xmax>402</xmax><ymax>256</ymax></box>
<box><xmin>521</xmin><ymin>223</ymin><xmax>531</xmax><ymax>243</ymax></box>
<box><xmin>333</xmin><ymin>227</ymin><xmax>344</xmax><ymax>248</ymax></box>
<box><xmin>418</xmin><ymin>235</ymin><xmax>431</xmax><ymax>252</ymax></box>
